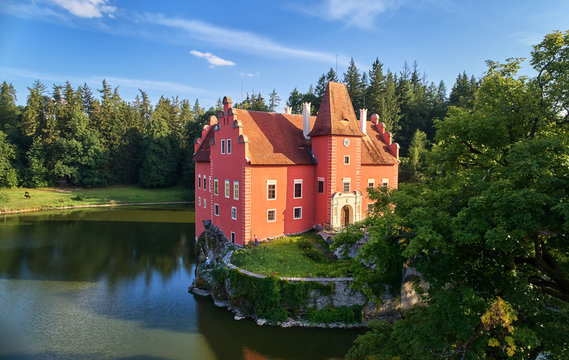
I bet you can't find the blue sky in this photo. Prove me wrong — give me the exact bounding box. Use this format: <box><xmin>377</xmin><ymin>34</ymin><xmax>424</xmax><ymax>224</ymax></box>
<box><xmin>1</xmin><ymin>0</ymin><xmax>568</xmax><ymax>109</ymax></box>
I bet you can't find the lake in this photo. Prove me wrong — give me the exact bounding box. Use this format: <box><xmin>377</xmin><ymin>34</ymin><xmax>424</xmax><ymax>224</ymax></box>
<box><xmin>0</xmin><ymin>206</ymin><xmax>361</xmax><ymax>359</ymax></box>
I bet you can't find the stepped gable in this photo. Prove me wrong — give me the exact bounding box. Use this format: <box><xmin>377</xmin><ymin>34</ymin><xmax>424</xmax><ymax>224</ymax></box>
<box><xmin>308</xmin><ymin>82</ymin><xmax>363</xmax><ymax>137</ymax></box>
<box><xmin>362</xmin><ymin>122</ymin><xmax>399</xmax><ymax>165</ymax></box>
<box><xmin>235</xmin><ymin>109</ymin><xmax>316</xmax><ymax>165</ymax></box>
<box><xmin>193</xmin><ymin>125</ymin><xmax>215</xmax><ymax>162</ymax></box>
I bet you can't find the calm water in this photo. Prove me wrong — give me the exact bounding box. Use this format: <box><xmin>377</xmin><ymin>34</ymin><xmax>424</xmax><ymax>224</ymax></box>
<box><xmin>0</xmin><ymin>206</ymin><xmax>360</xmax><ymax>359</ymax></box>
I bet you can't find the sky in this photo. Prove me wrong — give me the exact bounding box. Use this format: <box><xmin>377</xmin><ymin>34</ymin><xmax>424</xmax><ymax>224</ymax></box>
<box><xmin>1</xmin><ymin>0</ymin><xmax>568</xmax><ymax>109</ymax></box>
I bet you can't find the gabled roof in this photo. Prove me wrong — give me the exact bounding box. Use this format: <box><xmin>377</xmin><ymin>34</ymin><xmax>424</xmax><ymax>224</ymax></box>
<box><xmin>193</xmin><ymin>125</ymin><xmax>215</xmax><ymax>162</ymax></box>
<box><xmin>308</xmin><ymin>82</ymin><xmax>363</xmax><ymax>137</ymax></box>
<box><xmin>235</xmin><ymin>110</ymin><xmax>316</xmax><ymax>165</ymax></box>
<box><xmin>362</xmin><ymin>122</ymin><xmax>399</xmax><ymax>165</ymax></box>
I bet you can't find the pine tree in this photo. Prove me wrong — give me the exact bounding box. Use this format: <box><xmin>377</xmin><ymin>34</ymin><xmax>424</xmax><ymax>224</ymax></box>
<box><xmin>286</xmin><ymin>88</ymin><xmax>302</xmax><ymax>114</ymax></box>
<box><xmin>367</xmin><ymin>58</ymin><xmax>385</xmax><ymax>115</ymax></box>
<box><xmin>326</xmin><ymin>67</ymin><xmax>338</xmax><ymax>82</ymax></box>
<box><xmin>343</xmin><ymin>58</ymin><xmax>366</xmax><ymax>111</ymax></box>
<box><xmin>268</xmin><ymin>89</ymin><xmax>281</xmax><ymax>112</ymax></box>
<box><xmin>449</xmin><ymin>72</ymin><xmax>478</xmax><ymax>108</ymax></box>
<box><xmin>0</xmin><ymin>82</ymin><xmax>19</xmax><ymax>135</ymax></box>
<box><xmin>21</xmin><ymin>81</ymin><xmax>46</xmax><ymax>138</ymax></box>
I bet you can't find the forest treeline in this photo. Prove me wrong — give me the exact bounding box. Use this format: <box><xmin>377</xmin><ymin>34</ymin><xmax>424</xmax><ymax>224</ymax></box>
<box><xmin>0</xmin><ymin>59</ymin><xmax>478</xmax><ymax>189</ymax></box>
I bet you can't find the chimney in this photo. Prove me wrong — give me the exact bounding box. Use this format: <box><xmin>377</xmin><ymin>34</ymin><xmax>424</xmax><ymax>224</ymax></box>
<box><xmin>359</xmin><ymin>109</ymin><xmax>367</xmax><ymax>135</ymax></box>
<box><xmin>284</xmin><ymin>106</ymin><xmax>292</xmax><ymax>114</ymax></box>
<box><xmin>302</xmin><ymin>102</ymin><xmax>311</xmax><ymax>140</ymax></box>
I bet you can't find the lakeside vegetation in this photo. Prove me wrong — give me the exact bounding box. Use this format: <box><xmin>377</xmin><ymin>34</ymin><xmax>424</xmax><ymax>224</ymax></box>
<box><xmin>231</xmin><ymin>232</ymin><xmax>350</xmax><ymax>278</ymax></box>
<box><xmin>0</xmin><ymin>185</ymin><xmax>191</xmax><ymax>214</ymax></box>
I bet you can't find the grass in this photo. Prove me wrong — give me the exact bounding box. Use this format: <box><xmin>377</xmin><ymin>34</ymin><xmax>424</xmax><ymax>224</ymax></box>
<box><xmin>230</xmin><ymin>232</ymin><xmax>351</xmax><ymax>278</ymax></box>
<box><xmin>0</xmin><ymin>185</ymin><xmax>193</xmax><ymax>214</ymax></box>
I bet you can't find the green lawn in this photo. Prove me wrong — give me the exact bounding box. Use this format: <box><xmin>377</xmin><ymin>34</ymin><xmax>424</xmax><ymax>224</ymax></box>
<box><xmin>230</xmin><ymin>232</ymin><xmax>351</xmax><ymax>278</ymax></box>
<box><xmin>0</xmin><ymin>186</ymin><xmax>192</xmax><ymax>214</ymax></box>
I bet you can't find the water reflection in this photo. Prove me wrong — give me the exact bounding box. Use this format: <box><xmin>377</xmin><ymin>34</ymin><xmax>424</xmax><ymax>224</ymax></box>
<box><xmin>0</xmin><ymin>207</ymin><xmax>360</xmax><ymax>359</ymax></box>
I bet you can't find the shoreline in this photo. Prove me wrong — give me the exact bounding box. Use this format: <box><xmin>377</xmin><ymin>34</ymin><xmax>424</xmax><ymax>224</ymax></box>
<box><xmin>0</xmin><ymin>201</ymin><xmax>193</xmax><ymax>215</ymax></box>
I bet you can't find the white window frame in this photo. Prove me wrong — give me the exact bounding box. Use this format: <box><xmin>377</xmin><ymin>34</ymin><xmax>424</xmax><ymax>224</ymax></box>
<box><xmin>382</xmin><ymin>178</ymin><xmax>389</xmax><ymax>188</ymax></box>
<box><xmin>231</xmin><ymin>232</ymin><xmax>235</xmax><ymax>243</ymax></box>
<box><xmin>203</xmin><ymin>199</ymin><xmax>206</xmax><ymax>208</ymax></box>
<box><xmin>267</xmin><ymin>180</ymin><xmax>276</xmax><ymax>200</ymax></box>
<box><xmin>214</xmin><ymin>203</ymin><xmax>219</xmax><ymax>216</ymax></box>
<box><xmin>293</xmin><ymin>179</ymin><xmax>303</xmax><ymax>199</ymax></box>
<box><xmin>208</xmin><ymin>176</ymin><xmax>212</xmax><ymax>192</ymax></box>
<box><xmin>227</xmin><ymin>139</ymin><xmax>231</xmax><ymax>154</ymax></box>
<box><xmin>221</xmin><ymin>139</ymin><xmax>225</xmax><ymax>154</ymax></box>
<box><xmin>231</xmin><ymin>206</ymin><xmax>237</xmax><ymax>220</ymax></box>
<box><xmin>267</xmin><ymin>209</ymin><xmax>276</xmax><ymax>222</ymax></box>
<box><xmin>225</xmin><ymin>179</ymin><xmax>230</xmax><ymax>198</ymax></box>
<box><xmin>198</xmin><ymin>197</ymin><xmax>201</xmax><ymax>206</ymax></box>
<box><xmin>343</xmin><ymin>178</ymin><xmax>351</xmax><ymax>193</ymax></box>
<box><xmin>368</xmin><ymin>179</ymin><xmax>375</xmax><ymax>188</ymax></box>
<box><xmin>233</xmin><ymin>181</ymin><xmax>239</xmax><ymax>200</ymax></box>
<box><xmin>344</xmin><ymin>155</ymin><xmax>350</xmax><ymax>165</ymax></box>
<box><xmin>317</xmin><ymin>177</ymin><xmax>324</xmax><ymax>194</ymax></box>
<box><xmin>214</xmin><ymin>179</ymin><xmax>219</xmax><ymax>195</ymax></box>
<box><xmin>293</xmin><ymin>206</ymin><xmax>302</xmax><ymax>220</ymax></box>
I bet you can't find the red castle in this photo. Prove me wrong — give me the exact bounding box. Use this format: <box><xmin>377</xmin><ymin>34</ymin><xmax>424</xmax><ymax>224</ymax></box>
<box><xmin>194</xmin><ymin>82</ymin><xmax>399</xmax><ymax>245</ymax></box>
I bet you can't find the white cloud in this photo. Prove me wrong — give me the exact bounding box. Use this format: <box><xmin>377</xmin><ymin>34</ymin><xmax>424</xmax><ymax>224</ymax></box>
<box><xmin>47</xmin><ymin>0</ymin><xmax>116</xmax><ymax>18</ymax></box>
<box><xmin>146</xmin><ymin>13</ymin><xmax>339</xmax><ymax>64</ymax></box>
<box><xmin>190</xmin><ymin>50</ymin><xmax>236</xmax><ymax>67</ymax></box>
<box><xmin>317</xmin><ymin>0</ymin><xmax>404</xmax><ymax>29</ymax></box>
<box><xmin>240</xmin><ymin>72</ymin><xmax>260</xmax><ymax>78</ymax></box>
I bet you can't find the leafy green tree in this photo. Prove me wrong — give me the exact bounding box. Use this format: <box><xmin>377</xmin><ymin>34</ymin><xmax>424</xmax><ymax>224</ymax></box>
<box><xmin>399</xmin><ymin>130</ymin><xmax>429</xmax><ymax>183</ymax></box>
<box><xmin>139</xmin><ymin>97</ymin><xmax>178</xmax><ymax>188</ymax></box>
<box><xmin>346</xmin><ymin>32</ymin><xmax>569</xmax><ymax>359</ymax></box>
<box><xmin>0</xmin><ymin>130</ymin><xmax>18</xmax><ymax>187</ymax></box>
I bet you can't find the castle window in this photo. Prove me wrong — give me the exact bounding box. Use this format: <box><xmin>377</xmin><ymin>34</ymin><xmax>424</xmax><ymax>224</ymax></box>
<box><xmin>203</xmin><ymin>199</ymin><xmax>206</xmax><ymax>208</ymax></box>
<box><xmin>233</xmin><ymin>181</ymin><xmax>239</xmax><ymax>200</ymax></box>
<box><xmin>382</xmin><ymin>179</ymin><xmax>389</xmax><ymax>188</ymax></box>
<box><xmin>221</xmin><ymin>140</ymin><xmax>225</xmax><ymax>154</ymax></box>
<box><xmin>367</xmin><ymin>203</ymin><xmax>374</xmax><ymax>214</ymax></box>
<box><xmin>225</xmin><ymin>180</ymin><xmax>230</xmax><ymax>198</ymax></box>
<box><xmin>293</xmin><ymin>207</ymin><xmax>302</xmax><ymax>219</ymax></box>
<box><xmin>267</xmin><ymin>181</ymin><xmax>276</xmax><ymax>200</ymax></box>
<box><xmin>368</xmin><ymin>179</ymin><xmax>375</xmax><ymax>188</ymax></box>
<box><xmin>198</xmin><ymin>197</ymin><xmax>201</xmax><ymax>206</ymax></box>
<box><xmin>198</xmin><ymin>175</ymin><xmax>201</xmax><ymax>189</ymax></box>
<box><xmin>343</xmin><ymin>178</ymin><xmax>351</xmax><ymax>193</ymax></box>
<box><xmin>214</xmin><ymin>203</ymin><xmax>219</xmax><ymax>216</ymax></box>
<box><xmin>267</xmin><ymin>209</ymin><xmax>276</xmax><ymax>222</ymax></box>
<box><xmin>227</xmin><ymin>139</ymin><xmax>231</xmax><ymax>154</ymax></box>
<box><xmin>344</xmin><ymin>155</ymin><xmax>350</xmax><ymax>165</ymax></box>
<box><xmin>317</xmin><ymin>178</ymin><xmax>324</xmax><ymax>193</ymax></box>
<box><xmin>231</xmin><ymin>232</ymin><xmax>235</xmax><ymax>243</ymax></box>
<box><xmin>231</xmin><ymin>206</ymin><xmax>237</xmax><ymax>220</ymax></box>
<box><xmin>209</xmin><ymin>176</ymin><xmax>212</xmax><ymax>192</ymax></box>
<box><xmin>214</xmin><ymin>179</ymin><xmax>219</xmax><ymax>195</ymax></box>
<box><xmin>293</xmin><ymin>179</ymin><xmax>302</xmax><ymax>199</ymax></box>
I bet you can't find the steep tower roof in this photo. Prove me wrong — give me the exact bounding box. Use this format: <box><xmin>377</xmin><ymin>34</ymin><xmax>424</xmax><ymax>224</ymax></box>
<box><xmin>308</xmin><ymin>82</ymin><xmax>363</xmax><ymax>137</ymax></box>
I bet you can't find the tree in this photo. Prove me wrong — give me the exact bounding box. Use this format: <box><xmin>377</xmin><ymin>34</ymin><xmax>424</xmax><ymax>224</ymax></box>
<box><xmin>343</xmin><ymin>58</ymin><xmax>366</xmax><ymax>111</ymax></box>
<box><xmin>0</xmin><ymin>130</ymin><xmax>18</xmax><ymax>187</ymax></box>
<box><xmin>286</xmin><ymin>88</ymin><xmax>303</xmax><ymax>114</ymax></box>
<box><xmin>268</xmin><ymin>89</ymin><xmax>281</xmax><ymax>112</ymax></box>
<box><xmin>0</xmin><ymin>82</ymin><xmax>19</xmax><ymax>135</ymax></box>
<box><xmin>366</xmin><ymin>58</ymin><xmax>385</xmax><ymax>116</ymax></box>
<box><xmin>449</xmin><ymin>71</ymin><xmax>478</xmax><ymax>109</ymax></box>
<box><xmin>346</xmin><ymin>32</ymin><xmax>569</xmax><ymax>359</ymax></box>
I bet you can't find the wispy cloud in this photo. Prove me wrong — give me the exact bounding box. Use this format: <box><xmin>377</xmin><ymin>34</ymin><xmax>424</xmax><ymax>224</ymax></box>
<box><xmin>241</xmin><ymin>72</ymin><xmax>260</xmax><ymax>78</ymax></box>
<box><xmin>510</xmin><ymin>31</ymin><xmax>543</xmax><ymax>46</ymax></box>
<box><xmin>46</xmin><ymin>0</ymin><xmax>116</xmax><ymax>18</ymax></box>
<box><xmin>293</xmin><ymin>0</ymin><xmax>406</xmax><ymax>29</ymax></box>
<box><xmin>0</xmin><ymin>66</ymin><xmax>215</xmax><ymax>96</ymax></box>
<box><xmin>146</xmin><ymin>13</ymin><xmax>339</xmax><ymax>64</ymax></box>
<box><xmin>190</xmin><ymin>50</ymin><xmax>235</xmax><ymax>67</ymax></box>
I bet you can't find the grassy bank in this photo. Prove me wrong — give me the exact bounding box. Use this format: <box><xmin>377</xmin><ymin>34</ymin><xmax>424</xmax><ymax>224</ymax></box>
<box><xmin>231</xmin><ymin>232</ymin><xmax>350</xmax><ymax>278</ymax></box>
<box><xmin>0</xmin><ymin>186</ymin><xmax>193</xmax><ymax>214</ymax></box>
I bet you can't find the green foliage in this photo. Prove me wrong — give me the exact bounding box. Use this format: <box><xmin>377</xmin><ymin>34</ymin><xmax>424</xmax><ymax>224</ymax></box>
<box><xmin>307</xmin><ymin>305</ymin><xmax>363</xmax><ymax>324</ymax></box>
<box><xmin>347</xmin><ymin>31</ymin><xmax>569</xmax><ymax>359</ymax></box>
<box><xmin>0</xmin><ymin>130</ymin><xmax>18</xmax><ymax>188</ymax></box>
<box><xmin>297</xmin><ymin>237</ymin><xmax>325</xmax><ymax>262</ymax></box>
<box><xmin>227</xmin><ymin>269</ymin><xmax>336</xmax><ymax>322</ymax></box>
<box><xmin>231</xmin><ymin>233</ymin><xmax>349</xmax><ymax>278</ymax></box>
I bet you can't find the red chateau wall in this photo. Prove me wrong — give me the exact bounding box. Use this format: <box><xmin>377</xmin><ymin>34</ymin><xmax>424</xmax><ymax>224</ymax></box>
<box><xmin>194</xmin><ymin>84</ymin><xmax>400</xmax><ymax>245</ymax></box>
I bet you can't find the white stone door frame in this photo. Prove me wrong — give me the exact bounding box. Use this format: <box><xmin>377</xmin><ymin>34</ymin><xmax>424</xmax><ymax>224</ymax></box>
<box><xmin>330</xmin><ymin>191</ymin><xmax>363</xmax><ymax>230</ymax></box>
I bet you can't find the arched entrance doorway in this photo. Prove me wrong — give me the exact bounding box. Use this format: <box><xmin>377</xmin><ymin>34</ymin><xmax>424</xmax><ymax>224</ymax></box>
<box><xmin>341</xmin><ymin>205</ymin><xmax>352</xmax><ymax>227</ymax></box>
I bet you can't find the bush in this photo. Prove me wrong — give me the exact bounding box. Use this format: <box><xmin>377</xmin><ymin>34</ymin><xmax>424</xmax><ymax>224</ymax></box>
<box><xmin>297</xmin><ymin>237</ymin><xmax>325</xmax><ymax>262</ymax></box>
<box><xmin>307</xmin><ymin>305</ymin><xmax>363</xmax><ymax>324</ymax></box>
<box><xmin>71</xmin><ymin>193</ymin><xmax>86</xmax><ymax>201</ymax></box>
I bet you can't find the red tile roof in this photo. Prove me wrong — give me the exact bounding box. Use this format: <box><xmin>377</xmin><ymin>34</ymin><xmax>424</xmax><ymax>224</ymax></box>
<box><xmin>308</xmin><ymin>82</ymin><xmax>363</xmax><ymax>137</ymax></box>
<box><xmin>362</xmin><ymin>122</ymin><xmax>398</xmax><ymax>165</ymax></box>
<box><xmin>235</xmin><ymin>110</ymin><xmax>316</xmax><ymax>165</ymax></box>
